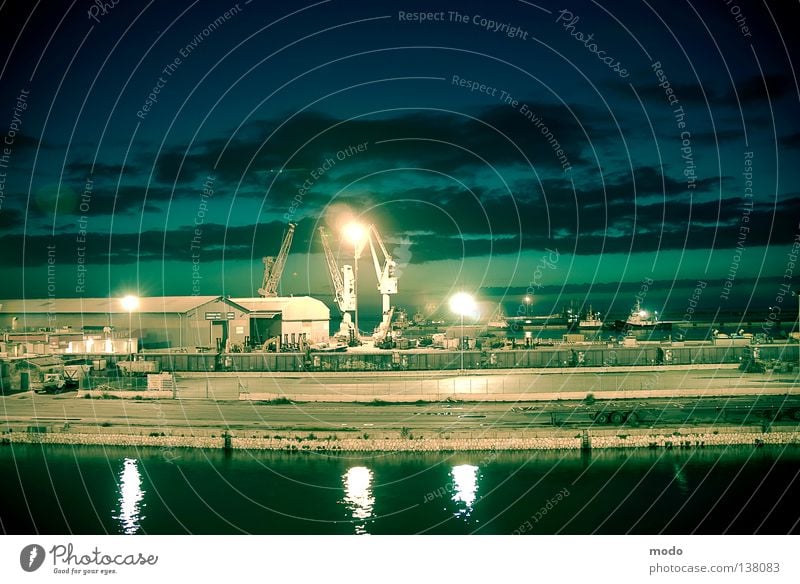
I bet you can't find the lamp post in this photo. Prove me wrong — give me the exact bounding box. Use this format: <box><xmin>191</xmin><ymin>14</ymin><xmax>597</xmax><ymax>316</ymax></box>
<box><xmin>121</xmin><ymin>295</ymin><xmax>139</xmax><ymax>357</ymax></box>
<box><xmin>344</xmin><ymin>222</ymin><xmax>367</xmax><ymax>340</ymax></box>
<box><xmin>450</xmin><ymin>292</ymin><xmax>476</xmax><ymax>371</ymax></box>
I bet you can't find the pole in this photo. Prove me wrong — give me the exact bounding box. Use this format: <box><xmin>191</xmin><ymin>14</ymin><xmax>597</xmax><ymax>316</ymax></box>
<box><xmin>354</xmin><ymin>249</ymin><xmax>359</xmax><ymax>340</ymax></box>
<box><xmin>128</xmin><ymin>311</ymin><xmax>132</xmax><ymax>357</ymax></box>
<box><xmin>461</xmin><ymin>313</ymin><xmax>465</xmax><ymax>370</ymax></box>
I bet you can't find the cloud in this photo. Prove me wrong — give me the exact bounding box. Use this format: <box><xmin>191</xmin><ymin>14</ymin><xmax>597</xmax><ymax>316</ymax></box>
<box><xmin>616</xmin><ymin>73</ymin><xmax>794</xmax><ymax>108</ymax></box>
<box><xmin>151</xmin><ymin>104</ymin><xmax>610</xmax><ymax>187</ymax></box>
<box><xmin>780</xmin><ymin>132</ymin><xmax>800</xmax><ymax>149</ymax></box>
<box><xmin>66</xmin><ymin>161</ymin><xmax>138</xmax><ymax>179</ymax></box>
<box><xmin>2</xmin><ymin>218</ymin><xmax>319</xmax><ymax>267</ymax></box>
<box><xmin>0</xmin><ymin>208</ymin><xmax>24</xmax><ymax>231</ymax></box>
<box><xmin>737</xmin><ymin>74</ymin><xmax>794</xmax><ymax>103</ymax></box>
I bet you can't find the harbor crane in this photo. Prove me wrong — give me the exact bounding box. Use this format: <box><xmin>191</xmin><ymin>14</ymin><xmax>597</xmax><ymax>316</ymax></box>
<box><xmin>258</xmin><ymin>223</ymin><xmax>295</xmax><ymax>297</ymax></box>
<box><xmin>366</xmin><ymin>225</ymin><xmax>398</xmax><ymax>343</ymax></box>
<box><xmin>318</xmin><ymin>222</ymin><xmax>401</xmax><ymax>345</ymax></box>
<box><xmin>319</xmin><ymin>226</ymin><xmax>356</xmax><ymax>339</ymax></box>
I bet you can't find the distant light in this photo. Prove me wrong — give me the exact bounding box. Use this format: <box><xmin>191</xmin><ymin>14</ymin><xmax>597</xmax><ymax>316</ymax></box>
<box><xmin>524</xmin><ymin>295</ymin><xmax>532</xmax><ymax>303</ymax></box>
<box><xmin>343</xmin><ymin>222</ymin><xmax>367</xmax><ymax>246</ymax></box>
<box><xmin>449</xmin><ymin>292</ymin><xmax>476</xmax><ymax>317</ymax></box>
<box><xmin>639</xmin><ymin>310</ymin><xmax>647</xmax><ymax>318</ymax></box>
<box><xmin>121</xmin><ymin>295</ymin><xmax>139</xmax><ymax>312</ymax></box>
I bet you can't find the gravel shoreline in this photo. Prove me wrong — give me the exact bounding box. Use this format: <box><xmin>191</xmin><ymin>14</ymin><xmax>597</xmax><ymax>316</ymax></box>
<box><xmin>3</xmin><ymin>425</ymin><xmax>798</xmax><ymax>452</ymax></box>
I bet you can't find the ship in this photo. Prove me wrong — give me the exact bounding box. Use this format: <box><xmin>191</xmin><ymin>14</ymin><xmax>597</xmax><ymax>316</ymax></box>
<box><xmin>563</xmin><ymin>302</ymin><xmax>579</xmax><ymax>330</ymax></box>
<box><xmin>487</xmin><ymin>303</ymin><xmax>509</xmax><ymax>329</ymax></box>
<box><xmin>578</xmin><ymin>306</ymin><xmax>603</xmax><ymax>329</ymax></box>
<box><xmin>614</xmin><ymin>300</ymin><xmax>671</xmax><ymax>330</ymax></box>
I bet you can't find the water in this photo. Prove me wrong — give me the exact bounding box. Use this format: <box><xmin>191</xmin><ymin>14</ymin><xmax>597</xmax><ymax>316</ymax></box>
<box><xmin>1</xmin><ymin>444</ymin><xmax>798</xmax><ymax>534</ymax></box>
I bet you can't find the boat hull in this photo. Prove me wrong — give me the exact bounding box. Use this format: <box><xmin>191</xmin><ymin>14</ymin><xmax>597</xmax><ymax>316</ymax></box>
<box><xmin>614</xmin><ymin>320</ymin><xmax>672</xmax><ymax>330</ymax></box>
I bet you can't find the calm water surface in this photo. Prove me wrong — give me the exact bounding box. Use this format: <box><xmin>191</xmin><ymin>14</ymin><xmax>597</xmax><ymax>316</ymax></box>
<box><xmin>0</xmin><ymin>444</ymin><xmax>798</xmax><ymax>534</ymax></box>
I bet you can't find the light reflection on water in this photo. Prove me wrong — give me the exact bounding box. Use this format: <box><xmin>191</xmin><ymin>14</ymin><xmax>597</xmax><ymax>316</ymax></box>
<box><xmin>451</xmin><ymin>464</ymin><xmax>479</xmax><ymax>519</ymax></box>
<box><xmin>114</xmin><ymin>458</ymin><xmax>145</xmax><ymax>534</ymax></box>
<box><xmin>673</xmin><ymin>463</ymin><xmax>690</xmax><ymax>495</ymax></box>
<box><xmin>2</xmin><ymin>445</ymin><xmax>796</xmax><ymax>534</ymax></box>
<box><xmin>342</xmin><ymin>466</ymin><xmax>375</xmax><ymax>535</ymax></box>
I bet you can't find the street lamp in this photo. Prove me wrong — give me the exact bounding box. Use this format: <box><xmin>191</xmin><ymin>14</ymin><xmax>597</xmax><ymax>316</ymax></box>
<box><xmin>449</xmin><ymin>292</ymin><xmax>476</xmax><ymax>370</ymax></box>
<box><xmin>121</xmin><ymin>295</ymin><xmax>139</xmax><ymax>355</ymax></box>
<box><xmin>344</xmin><ymin>222</ymin><xmax>367</xmax><ymax>339</ymax></box>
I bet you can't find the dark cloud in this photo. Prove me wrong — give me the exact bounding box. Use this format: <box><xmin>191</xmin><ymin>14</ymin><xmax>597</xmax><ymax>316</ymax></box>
<box><xmin>618</xmin><ymin>73</ymin><xmax>794</xmax><ymax>108</ymax></box>
<box><xmin>1</xmin><ymin>218</ymin><xmax>318</xmax><ymax>267</ymax></box>
<box><xmin>737</xmin><ymin>74</ymin><xmax>794</xmax><ymax>103</ymax></box>
<box><xmin>66</xmin><ymin>161</ymin><xmax>137</xmax><ymax>179</ymax></box>
<box><xmin>152</xmin><ymin>104</ymin><xmax>609</xmax><ymax>187</ymax></box>
<box><xmin>373</xmin><ymin>193</ymin><xmax>799</xmax><ymax>262</ymax></box>
<box><xmin>780</xmin><ymin>132</ymin><xmax>800</xmax><ymax>149</ymax></box>
<box><xmin>0</xmin><ymin>208</ymin><xmax>24</xmax><ymax>231</ymax></box>
<box><xmin>15</xmin><ymin>184</ymin><xmax>188</xmax><ymax>219</ymax></box>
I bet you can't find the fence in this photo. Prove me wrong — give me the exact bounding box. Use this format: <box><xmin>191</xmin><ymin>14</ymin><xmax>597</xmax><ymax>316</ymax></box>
<box><xmin>120</xmin><ymin>343</ymin><xmax>797</xmax><ymax>373</ymax></box>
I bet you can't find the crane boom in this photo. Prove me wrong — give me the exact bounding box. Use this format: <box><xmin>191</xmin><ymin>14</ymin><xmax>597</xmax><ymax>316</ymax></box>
<box><xmin>366</xmin><ymin>225</ymin><xmax>398</xmax><ymax>315</ymax></box>
<box><xmin>319</xmin><ymin>226</ymin><xmax>355</xmax><ymax>312</ymax></box>
<box><xmin>258</xmin><ymin>223</ymin><xmax>296</xmax><ymax>297</ymax></box>
<box><xmin>364</xmin><ymin>224</ymin><xmax>399</xmax><ymax>343</ymax></box>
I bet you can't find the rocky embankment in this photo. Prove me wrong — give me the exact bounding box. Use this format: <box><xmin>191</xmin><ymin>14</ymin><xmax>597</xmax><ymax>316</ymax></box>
<box><xmin>2</xmin><ymin>425</ymin><xmax>799</xmax><ymax>452</ymax></box>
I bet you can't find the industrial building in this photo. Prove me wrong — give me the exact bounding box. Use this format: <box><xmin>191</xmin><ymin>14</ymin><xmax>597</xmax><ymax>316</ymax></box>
<box><xmin>231</xmin><ymin>297</ymin><xmax>330</xmax><ymax>346</ymax></box>
<box><xmin>0</xmin><ymin>295</ymin><xmax>330</xmax><ymax>352</ymax></box>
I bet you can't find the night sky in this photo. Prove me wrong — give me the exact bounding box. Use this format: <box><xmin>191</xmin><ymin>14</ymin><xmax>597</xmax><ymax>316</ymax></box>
<box><xmin>1</xmin><ymin>0</ymin><xmax>798</xmax><ymax>323</ymax></box>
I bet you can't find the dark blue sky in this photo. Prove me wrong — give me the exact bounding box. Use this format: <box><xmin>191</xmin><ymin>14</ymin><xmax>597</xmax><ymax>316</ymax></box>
<box><xmin>1</xmin><ymin>0</ymin><xmax>798</xmax><ymax>322</ymax></box>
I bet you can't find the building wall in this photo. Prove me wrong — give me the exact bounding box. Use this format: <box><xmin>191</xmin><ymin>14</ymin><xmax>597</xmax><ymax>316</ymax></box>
<box><xmin>180</xmin><ymin>300</ymin><xmax>249</xmax><ymax>349</ymax></box>
<box><xmin>282</xmin><ymin>319</ymin><xmax>329</xmax><ymax>344</ymax></box>
<box><xmin>0</xmin><ymin>298</ymin><xmax>250</xmax><ymax>350</ymax></box>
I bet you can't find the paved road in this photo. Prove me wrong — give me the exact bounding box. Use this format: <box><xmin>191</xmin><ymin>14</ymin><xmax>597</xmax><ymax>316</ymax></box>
<box><xmin>172</xmin><ymin>367</ymin><xmax>800</xmax><ymax>400</ymax></box>
<box><xmin>3</xmin><ymin>392</ymin><xmax>799</xmax><ymax>432</ymax></box>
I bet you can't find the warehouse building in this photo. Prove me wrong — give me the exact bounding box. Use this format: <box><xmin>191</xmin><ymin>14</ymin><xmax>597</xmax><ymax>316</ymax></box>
<box><xmin>230</xmin><ymin>296</ymin><xmax>331</xmax><ymax>347</ymax></box>
<box><xmin>0</xmin><ymin>295</ymin><xmax>330</xmax><ymax>352</ymax></box>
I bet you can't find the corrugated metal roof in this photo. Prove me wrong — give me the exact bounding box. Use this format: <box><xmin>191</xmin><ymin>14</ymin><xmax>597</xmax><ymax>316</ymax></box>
<box><xmin>0</xmin><ymin>296</ymin><xmax>223</xmax><ymax>314</ymax></box>
<box><xmin>230</xmin><ymin>297</ymin><xmax>292</xmax><ymax>312</ymax></box>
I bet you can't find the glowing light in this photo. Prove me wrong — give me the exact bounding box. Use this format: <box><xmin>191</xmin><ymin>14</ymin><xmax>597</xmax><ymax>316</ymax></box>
<box><xmin>114</xmin><ymin>458</ymin><xmax>145</xmax><ymax>534</ymax></box>
<box><xmin>342</xmin><ymin>466</ymin><xmax>374</xmax><ymax>534</ymax></box>
<box><xmin>343</xmin><ymin>222</ymin><xmax>367</xmax><ymax>246</ymax></box>
<box><xmin>121</xmin><ymin>295</ymin><xmax>139</xmax><ymax>312</ymax></box>
<box><xmin>449</xmin><ymin>292</ymin><xmax>477</xmax><ymax>317</ymax></box>
<box><xmin>451</xmin><ymin>464</ymin><xmax>479</xmax><ymax>518</ymax></box>
<box><xmin>638</xmin><ymin>310</ymin><xmax>648</xmax><ymax>318</ymax></box>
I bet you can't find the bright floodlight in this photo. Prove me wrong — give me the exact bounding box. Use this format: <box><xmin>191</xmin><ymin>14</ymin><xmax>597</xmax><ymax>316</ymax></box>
<box><xmin>343</xmin><ymin>222</ymin><xmax>366</xmax><ymax>246</ymax></box>
<box><xmin>449</xmin><ymin>292</ymin><xmax>476</xmax><ymax>317</ymax></box>
<box><xmin>639</xmin><ymin>310</ymin><xmax>647</xmax><ymax>318</ymax></box>
<box><xmin>121</xmin><ymin>295</ymin><xmax>139</xmax><ymax>312</ymax></box>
